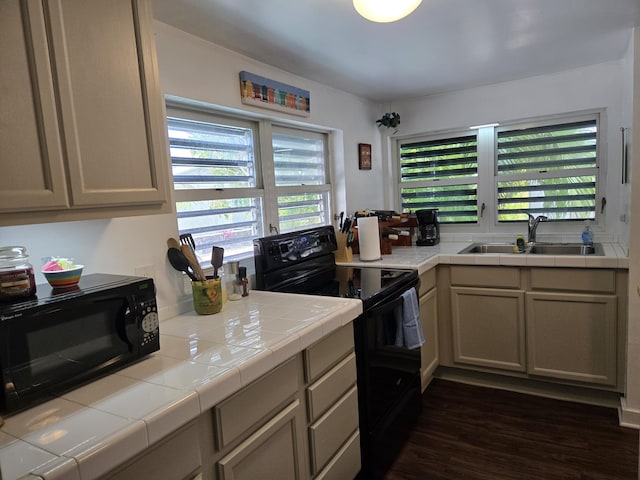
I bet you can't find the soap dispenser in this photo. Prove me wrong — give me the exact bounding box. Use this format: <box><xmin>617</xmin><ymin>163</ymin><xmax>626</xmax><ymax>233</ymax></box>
<box><xmin>581</xmin><ymin>220</ymin><xmax>593</xmax><ymax>245</ymax></box>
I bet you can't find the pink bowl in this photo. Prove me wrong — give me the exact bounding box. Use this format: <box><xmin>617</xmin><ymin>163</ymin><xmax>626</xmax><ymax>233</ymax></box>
<box><xmin>42</xmin><ymin>265</ymin><xmax>83</xmax><ymax>288</ymax></box>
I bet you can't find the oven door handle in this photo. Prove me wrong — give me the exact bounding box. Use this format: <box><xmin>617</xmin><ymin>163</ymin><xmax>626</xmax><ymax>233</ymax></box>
<box><xmin>367</xmin><ymin>293</ymin><xmax>406</xmax><ymax>318</ymax></box>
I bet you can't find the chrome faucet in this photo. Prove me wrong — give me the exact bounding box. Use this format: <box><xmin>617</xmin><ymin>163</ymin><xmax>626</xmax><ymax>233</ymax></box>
<box><xmin>527</xmin><ymin>213</ymin><xmax>548</xmax><ymax>244</ymax></box>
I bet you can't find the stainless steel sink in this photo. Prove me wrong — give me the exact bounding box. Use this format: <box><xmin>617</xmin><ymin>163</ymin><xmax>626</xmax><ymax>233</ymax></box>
<box><xmin>528</xmin><ymin>242</ymin><xmax>604</xmax><ymax>256</ymax></box>
<box><xmin>458</xmin><ymin>242</ymin><xmax>604</xmax><ymax>256</ymax></box>
<box><xmin>457</xmin><ymin>243</ymin><xmax>520</xmax><ymax>254</ymax></box>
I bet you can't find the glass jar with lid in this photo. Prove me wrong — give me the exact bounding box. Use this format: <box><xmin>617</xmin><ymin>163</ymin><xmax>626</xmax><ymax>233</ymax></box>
<box><xmin>0</xmin><ymin>246</ymin><xmax>36</xmax><ymax>302</ymax></box>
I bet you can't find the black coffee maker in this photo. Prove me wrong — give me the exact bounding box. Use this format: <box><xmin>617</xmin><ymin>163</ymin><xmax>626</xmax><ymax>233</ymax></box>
<box><xmin>416</xmin><ymin>209</ymin><xmax>440</xmax><ymax>246</ymax></box>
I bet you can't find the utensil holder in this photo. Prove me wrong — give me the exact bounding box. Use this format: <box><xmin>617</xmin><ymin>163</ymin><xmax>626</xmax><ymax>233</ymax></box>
<box><xmin>334</xmin><ymin>232</ymin><xmax>353</xmax><ymax>262</ymax></box>
<box><xmin>192</xmin><ymin>276</ymin><xmax>223</xmax><ymax>315</ymax></box>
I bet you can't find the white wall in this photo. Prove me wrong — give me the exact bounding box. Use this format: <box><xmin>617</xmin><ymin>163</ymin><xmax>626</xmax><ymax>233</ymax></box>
<box><xmin>623</xmin><ymin>27</ymin><xmax>640</xmax><ymax>426</ymax></box>
<box><xmin>384</xmin><ymin>59</ymin><xmax>630</xmax><ymax>241</ymax></box>
<box><xmin>0</xmin><ymin>214</ymin><xmax>191</xmax><ymax>318</ymax></box>
<box><xmin>153</xmin><ymin>21</ymin><xmax>383</xmax><ymax>213</ymax></box>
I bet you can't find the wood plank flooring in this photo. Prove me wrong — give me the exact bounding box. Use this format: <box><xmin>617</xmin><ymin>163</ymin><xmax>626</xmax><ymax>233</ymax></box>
<box><xmin>384</xmin><ymin>379</ymin><xmax>639</xmax><ymax>480</ymax></box>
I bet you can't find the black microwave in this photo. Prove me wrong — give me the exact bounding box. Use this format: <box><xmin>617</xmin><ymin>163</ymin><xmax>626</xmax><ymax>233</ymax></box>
<box><xmin>0</xmin><ymin>273</ymin><xmax>160</xmax><ymax>414</ymax></box>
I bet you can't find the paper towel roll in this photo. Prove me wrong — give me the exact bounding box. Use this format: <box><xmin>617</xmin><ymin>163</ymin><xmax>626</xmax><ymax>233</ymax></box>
<box><xmin>358</xmin><ymin>216</ymin><xmax>381</xmax><ymax>261</ymax></box>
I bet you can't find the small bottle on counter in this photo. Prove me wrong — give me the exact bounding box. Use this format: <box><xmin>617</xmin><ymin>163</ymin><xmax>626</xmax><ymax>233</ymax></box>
<box><xmin>0</xmin><ymin>246</ymin><xmax>36</xmax><ymax>302</ymax></box>
<box><xmin>581</xmin><ymin>220</ymin><xmax>594</xmax><ymax>245</ymax></box>
<box><xmin>218</xmin><ymin>265</ymin><xmax>227</xmax><ymax>304</ymax></box>
<box><xmin>238</xmin><ymin>266</ymin><xmax>249</xmax><ymax>297</ymax></box>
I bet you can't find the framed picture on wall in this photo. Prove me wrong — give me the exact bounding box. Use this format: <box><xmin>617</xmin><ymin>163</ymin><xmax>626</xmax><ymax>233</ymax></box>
<box><xmin>358</xmin><ymin>143</ymin><xmax>372</xmax><ymax>170</ymax></box>
<box><xmin>239</xmin><ymin>71</ymin><xmax>310</xmax><ymax>117</ymax></box>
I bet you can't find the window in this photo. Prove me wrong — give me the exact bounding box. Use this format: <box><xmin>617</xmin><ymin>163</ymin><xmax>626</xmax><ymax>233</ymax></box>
<box><xmin>496</xmin><ymin>118</ymin><xmax>598</xmax><ymax>222</ymax></box>
<box><xmin>399</xmin><ymin>134</ymin><xmax>478</xmax><ymax>223</ymax></box>
<box><xmin>396</xmin><ymin>112</ymin><xmax>601</xmax><ymax>227</ymax></box>
<box><xmin>167</xmin><ymin>104</ymin><xmax>330</xmax><ymax>264</ymax></box>
<box><xmin>272</xmin><ymin>128</ymin><xmax>331</xmax><ymax>233</ymax></box>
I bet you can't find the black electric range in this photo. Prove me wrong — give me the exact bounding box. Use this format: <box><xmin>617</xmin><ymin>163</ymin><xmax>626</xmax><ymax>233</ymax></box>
<box><xmin>254</xmin><ymin>226</ymin><xmax>421</xmax><ymax>479</ymax></box>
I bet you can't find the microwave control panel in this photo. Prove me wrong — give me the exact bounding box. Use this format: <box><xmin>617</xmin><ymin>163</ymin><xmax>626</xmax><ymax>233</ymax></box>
<box><xmin>138</xmin><ymin>297</ymin><xmax>159</xmax><ymax>351</ymax></box>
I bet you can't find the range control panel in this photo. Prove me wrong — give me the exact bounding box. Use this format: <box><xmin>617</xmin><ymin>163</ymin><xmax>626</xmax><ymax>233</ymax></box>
<box><xmin>254</xmin><ymin>226</ymin><xmax>337</xmax><ymax>274</ymax></box>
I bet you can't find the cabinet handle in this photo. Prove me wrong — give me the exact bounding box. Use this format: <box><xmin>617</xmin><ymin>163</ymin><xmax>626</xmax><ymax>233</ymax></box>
<box><xmin>621</xmin><ymin>127</ymin><xmax>628</xmax><ymax>185</ymax></box>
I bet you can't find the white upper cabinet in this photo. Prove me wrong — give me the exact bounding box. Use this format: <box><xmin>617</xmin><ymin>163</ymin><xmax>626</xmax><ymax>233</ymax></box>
<box><xmin>0</xmin><ymin>0</ymin><xmax>171</xmax><ymax>225</ymax></box>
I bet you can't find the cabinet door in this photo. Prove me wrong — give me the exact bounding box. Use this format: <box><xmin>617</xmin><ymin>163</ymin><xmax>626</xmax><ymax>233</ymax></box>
<box><xmin>217</xmin><ymin>400</ymin><xmax>306</xmax><ymax>480</ymax></box>
<box><xmin>46</xmin><ymin>0</ymin><xmax>168</xmax><ymax>207</ymax></box>
<box><xmin>419</xmin><ymin>287</ymin><xmax>438</xmax><ymax>391</ymax></box>
<box><xmin>451</xmin><ymin>287</ymin><xmax>526</xmax><ymax>372</ymax></box>
<box><xmin>0</xmin><ymin>0</ymin><xmax>69</xmax><ymax>212</ymax></box>
<box><xmin>526</xmin><ymin>292</ymin><xmax>617</xmax><ymax>386</ymax></box>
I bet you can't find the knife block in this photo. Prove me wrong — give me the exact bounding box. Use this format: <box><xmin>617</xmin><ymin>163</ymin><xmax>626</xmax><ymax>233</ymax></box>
<box><xmin>334</xmin><ymin>232</ymin><xmax>353</xmax><ymax>263</ymax></box>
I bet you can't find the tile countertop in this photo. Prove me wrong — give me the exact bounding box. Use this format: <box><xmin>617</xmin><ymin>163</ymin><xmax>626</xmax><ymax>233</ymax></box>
<box><xmin>336</xmin><ymin>241</ymin><xmax>629</xmax><ymax>275</ymax></box>
<box><xmin>0</xmin><ymin>291</ymin><xmax>363</xmax><ymax>480</ymax></box>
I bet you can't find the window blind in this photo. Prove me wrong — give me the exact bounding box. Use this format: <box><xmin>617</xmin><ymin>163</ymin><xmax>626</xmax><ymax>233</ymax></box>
<box><xmin>167</xmin><ymin>115</ymin><xmax>263</xmax><ymax>261</ymax></box>
<box><xmin>496</xmin><ymin>119</ymin><xmax>597</xmax><ymax>222</ymax></box>
<box><xmin>168</xmin><ymin>117</ymin><xmax>256</xmax><ymax>190</ymax></box>
<box><xmin>273</xmin><ymin>130</ymin><xmax>330</xmax><ymax>233</ymax></box>
<box><xmin>400</xmin><ymin>134</ymin><xmax>478</xmax><ymax>223</ymax></box>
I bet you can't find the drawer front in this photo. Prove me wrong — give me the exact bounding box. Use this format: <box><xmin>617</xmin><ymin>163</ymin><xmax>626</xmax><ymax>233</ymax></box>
<box><xmin>308</xmin><ymin>386</ymin><xmax>359</xmax><ymax>475</ymax></box>
<box><xmin>314</xmin><ymin>431</ymin><xmax>361</xmax><ymax>480</ymax></box>
<box><xmin>418</xmin><ymin>268</ymin><xmax>436</xmax><ymax>297</ymax></box>
<box><xmin>450</xmin><ymin>266</ymin><xmax>521</xmax><ymax>288</ymax></box>
<box><xmin>306</xmin><ymin>353</ymin><xmax>357</xmax><ymax>422</ymax></box>
<box><xmin>530</xmin><ymin>268</ymin><xmax>616</xmax><ymax>293</ymax></box>
<box><xmin>107</xmin><ymin>422</ymin><xmax>201</xmax><ymax>480</ymax></box>
<box><xmin>305</xmin><ymin>324</ymin><xmax>354</xmax><ymax>383</ymax></box>
<box><xmin>217</xmin><ymin>400</ymin><xmax>305</xmax><ymax>480</ymax></box>
<box><xmin>215</xmin><ymin>357</ymin><xmax>298</xmax><ymax>449</ymax></box>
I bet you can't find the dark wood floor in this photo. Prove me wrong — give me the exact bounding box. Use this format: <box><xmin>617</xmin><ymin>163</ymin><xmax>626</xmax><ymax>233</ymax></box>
<box><xmin>384</xmin><ymin>379</ymin><xmax>639</xmax><ymax>480</ymax></box>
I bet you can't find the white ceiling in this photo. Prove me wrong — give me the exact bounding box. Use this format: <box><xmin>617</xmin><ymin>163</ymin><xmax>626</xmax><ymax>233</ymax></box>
<box><xmin>152</xmin><ymin>0</ymin><xmax>640</xmax><ymax>102</ymax></box>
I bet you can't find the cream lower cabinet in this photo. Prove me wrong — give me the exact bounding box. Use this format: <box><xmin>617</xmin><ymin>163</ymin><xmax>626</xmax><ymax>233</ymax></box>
<box><xmin>418</xmin><ymin>268</ymin><xmax>439</xmax><ymax>391</ymax></box>
<box><xmin>199</xmin><ymin>324</ymin><xmax>359</xmax><ymax>480</ymax></box>
<box><xmin>526</xmin><ymin>292</ymin><xmax>617</xmax><ymax>386</ymax></box>
<box><xmin>441</xmin><ymin>265</ymin><xmax>627</xmax><ymax>391</ymax></box>
<box><xmin>211</xmin><ymin>357</ymin><xmax>307</xmax><ymax>480</ymax></box>
<box><xmin>217</xmin><ymin>400</ymin><xmax>306</xmax><ymax>480</ymax></box>
<box><xmin>0</xmin><ymin>0</ymin><xmax>170</xmax><ymax>226</ymax></box>
<box><xmin>304</xmin><ymin>324</ymin><xmax>361</xmax><ymax>480</ymax></box>
<box><xmin>450</xmin><ymin>286</ymin><xmax>526</xmax><ymax>372</ymax></box>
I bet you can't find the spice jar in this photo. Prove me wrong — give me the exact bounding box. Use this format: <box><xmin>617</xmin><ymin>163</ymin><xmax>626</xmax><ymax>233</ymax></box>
<box><xmin>0</xmin><ymin>246</ymin><xmax>36</xmax><ymax>302</ymax></box>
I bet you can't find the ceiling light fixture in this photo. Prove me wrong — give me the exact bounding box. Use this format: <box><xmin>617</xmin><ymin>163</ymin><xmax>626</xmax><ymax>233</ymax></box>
<box><xmin>353</xmin><ymin>0</ymin><xmax>423</xmax><ymax>23</ymax></box>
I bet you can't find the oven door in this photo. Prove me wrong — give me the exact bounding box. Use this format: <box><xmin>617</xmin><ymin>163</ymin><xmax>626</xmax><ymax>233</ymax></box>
<box><xmin>1</xmin><ymin>294</ymin><xmax>138</xmax><ymax>412</ymax></box>
<box><xmin>355</xmin><ymin>287</ymin><xmax>421</xmax><ymax>479</ymax></box>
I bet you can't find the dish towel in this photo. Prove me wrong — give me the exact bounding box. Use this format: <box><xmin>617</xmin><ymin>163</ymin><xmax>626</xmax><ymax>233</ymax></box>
<box><xmin>395</xmin><ymin>287</ymin><xmax>425</xmax><ymax>350</ymax></box>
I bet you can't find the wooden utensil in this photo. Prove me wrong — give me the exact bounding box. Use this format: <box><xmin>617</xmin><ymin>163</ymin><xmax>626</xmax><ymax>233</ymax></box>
<box><xmin>180</xmin><ymin>244</ymin><xmax>206</xmax><ymax>281</ymax></box>
<box><xmin>167</xmin><ymin>237</ymin><xmax>181</xmax><ymax>250</ymax></box>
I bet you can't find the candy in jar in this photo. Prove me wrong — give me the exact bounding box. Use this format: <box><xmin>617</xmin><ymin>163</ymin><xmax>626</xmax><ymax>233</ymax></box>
<box><xmin>0</xmin><ymin>246</ymin><xmax>36</xmax><ymax>302</ymax></box>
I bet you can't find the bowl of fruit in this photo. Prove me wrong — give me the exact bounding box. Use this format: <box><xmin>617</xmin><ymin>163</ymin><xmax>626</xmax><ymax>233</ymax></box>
<box><xmin>41</xmin><ymin>258</ymin><xmax>83</xmax><ymax>288</ymax></box>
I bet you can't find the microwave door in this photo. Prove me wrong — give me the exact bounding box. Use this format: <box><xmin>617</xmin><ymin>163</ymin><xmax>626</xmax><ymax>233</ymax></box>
<box><xmin>7</xmin><ymin>295</ymin><xmax>134</xmax><ymax>401</ymax></box>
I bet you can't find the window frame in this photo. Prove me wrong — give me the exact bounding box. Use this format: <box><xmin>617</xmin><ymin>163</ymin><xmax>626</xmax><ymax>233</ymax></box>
<box><xmin>493</xmin><ymin>112</ymin><xmax>603</xmax><ymax>225</ymax></box>
<box><xmin>394</xmin><ymin>110</ymin><xmax>606</xmax><ymax>232</ymax></box>
<box><xmin>396</xmin><ymin>130</ymin><xmax>481</xmax><ymax>225</ymax></box>
<box><xmin>270</xmin><ymin>125</ymin><xmax>332</xmax><ymax>234</ymax></box>
<box><xmin>166</xmin><ymin>100</ymin><xmax>333</xmax><ymax>263</ymax></box>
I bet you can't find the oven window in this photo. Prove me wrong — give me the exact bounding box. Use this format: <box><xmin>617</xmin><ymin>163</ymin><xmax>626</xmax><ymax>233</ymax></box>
<box><xmin>11</xmin><ymin>299</ymin><xmax>131</xmax><ymax>393</ymax></box>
